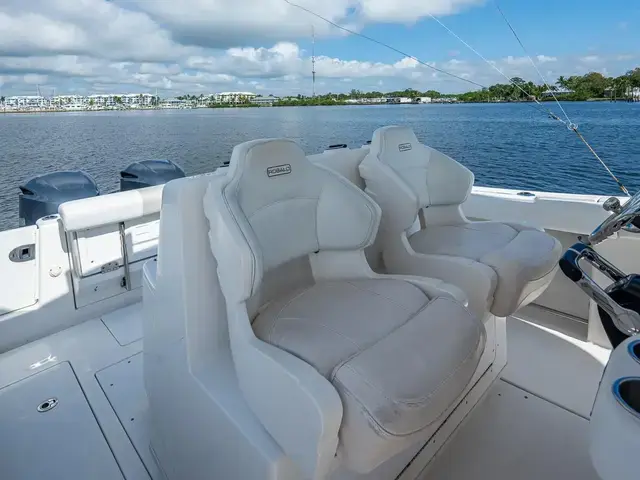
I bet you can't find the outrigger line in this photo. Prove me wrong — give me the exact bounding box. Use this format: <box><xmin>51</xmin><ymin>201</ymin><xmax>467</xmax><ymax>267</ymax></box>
<box><xmin>492</xmin><ymin>2</ymin><xmax>630</xmax><ymax>196</ymax></box>
<box><xmin>282</xmin><ymin>0</ymin><xmax>631</xmax><ymax>196</ymax></box>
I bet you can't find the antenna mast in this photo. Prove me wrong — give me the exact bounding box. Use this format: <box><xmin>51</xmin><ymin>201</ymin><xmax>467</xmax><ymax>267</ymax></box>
<box><xmin>311</xmin><ymin>25</ymin><xmax>316</xmax><ymax>97</ymax></box>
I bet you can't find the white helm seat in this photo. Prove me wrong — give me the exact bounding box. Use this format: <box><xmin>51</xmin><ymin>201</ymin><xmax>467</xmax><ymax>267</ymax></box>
<box><xmin>203</xmin><ymin>138</ymin><xmax>486</xmax><ymax>476</ymax></box>
<box><xmin>253</xmin><ymin>279</ymin><xmax>483</xmax><ymax>471</ymax></box>
<box><xmin>360</xmin><ymin>126</ymin><xmax>562</xmax><ymax>317</ymax></box>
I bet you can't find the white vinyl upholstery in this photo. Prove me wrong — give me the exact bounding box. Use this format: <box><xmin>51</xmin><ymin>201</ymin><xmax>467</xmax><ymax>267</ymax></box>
<box><xmin>203</xmin><ymin>138</ymin><xmax>486</xmax><ymax>476</ymax></box>
<box><xmin>360</xmin><ymin>125</ymin><xmax>562</xmax><ymax>317</ymax></box>
<box><xmin>253</xmin><ymin>279</ymin><xmax>484</xmax><ymax>471</ymax></box>
<box><xmin>210</xmin><ymin>138</ymin><xmax>379</xmax><ymax>301</ymax></box>
<box><xmin>409</xmin><ymin>222</ymin><xmax>562</xmax><ymax>317</ymax></box>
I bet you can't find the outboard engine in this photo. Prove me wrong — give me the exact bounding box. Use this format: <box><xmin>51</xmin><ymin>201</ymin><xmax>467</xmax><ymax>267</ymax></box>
<box><xmin>119</xmin><ymin>159</ymin><xmax>185</xmax><ymax>191</ymax></box>
<box><xmin>18</xmin><ymin>171</ymin><xmax>99</xmax><ymax>227</ymax></box>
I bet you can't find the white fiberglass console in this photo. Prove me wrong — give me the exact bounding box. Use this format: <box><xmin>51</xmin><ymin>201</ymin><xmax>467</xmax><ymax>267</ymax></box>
<box><xmin>590</xmin><ymin>336</ymin><xmax>640</xmax><ymax>480</ymax></box>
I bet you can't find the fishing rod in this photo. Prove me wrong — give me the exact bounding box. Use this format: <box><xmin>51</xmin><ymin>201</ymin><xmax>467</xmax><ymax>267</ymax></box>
<box><xmin>282</xmin><ymin>0</ymin><xmax>630</xmax><ymax>196</ymax></box>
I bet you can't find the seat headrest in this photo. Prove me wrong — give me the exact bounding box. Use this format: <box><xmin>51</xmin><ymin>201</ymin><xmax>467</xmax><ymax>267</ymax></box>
<box><xmin>370</xmin><ymin>125</ymin><xmax>421</xmax><ymax>164</ymax></box>
<box><xmin>206</xmin><ymin>137</ymin><xmax>381</xmax><ymax>301</ymax></box>
<box><xmin>365</xmin><ymin>125</ymin><xmax>474</xmax><ymax>209</ymax></box>
<box><xmin>228</xmin><ymin>138</ymin><xmax>308</xmax><ymax>181</ymax></box>
<box><xmin>368</xmin><ymin>125</ymin><xmax>430</xmax><ymax>206</ymax></box>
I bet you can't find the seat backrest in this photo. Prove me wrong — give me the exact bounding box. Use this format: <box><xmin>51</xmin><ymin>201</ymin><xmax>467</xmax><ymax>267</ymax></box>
<box><xmin>204</xmin><ymin>138</ymin><xmax>381</xmax><ymax>303</ymax></box>
<box><xmin>308</xmin><ymin>147</ymin><xmax>369</xmax><ymax>190</ymax></box>
<box><xmin>367</xmin><ymin>125</ymin><xmax>474</xmax><ymax>208</ymax></box>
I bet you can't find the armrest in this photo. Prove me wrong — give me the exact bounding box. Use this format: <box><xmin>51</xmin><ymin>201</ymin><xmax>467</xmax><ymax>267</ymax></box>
<box><xmin>309</xmin><ymin>250</ymin><xmax>468</xmax><ymax>306</ymax></box>
<box><xmin>227</xmin><ymin>306</ymin><xmax>342</xmax><ymax>480</ymax></box>
<box><xmin>383</xmin><ymin>233</ymin><xmax>497</xmax><ymax>319</ymax></box>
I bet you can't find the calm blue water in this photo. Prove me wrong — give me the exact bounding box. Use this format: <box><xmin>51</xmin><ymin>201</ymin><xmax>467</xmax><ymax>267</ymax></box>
<box><xmin>1</xmin><ymin>102</ymin><xmax>640</xmax><ymax>231</ymax></box>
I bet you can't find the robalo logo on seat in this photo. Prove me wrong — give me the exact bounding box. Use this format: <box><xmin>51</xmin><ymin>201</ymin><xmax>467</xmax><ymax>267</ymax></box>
<box><xmin>398</xmin><ymin>143</ymin><xmax>412</xmax><ymax>152</ymax></box>
<box><xmin>266</xmin><ymin>164</ymin><xmax>292</xmax><ymax>177</ymax></box>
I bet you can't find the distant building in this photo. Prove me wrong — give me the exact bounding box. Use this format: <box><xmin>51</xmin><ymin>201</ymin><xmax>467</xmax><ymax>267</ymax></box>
<box><xmin>252</xmin><ymin>96</ymin><xmax>279</xmax><ymax>106</ymax></box>
<box><xmin>541</xmin><ymin>87</ymin><xmax>573</xmax><ymax>97</ymax></box>
<box><xmin>160</xmin><ymin>98</ymin><xmax>190</xmax><ymax>108</ymax></box>
<box><xmin>417</xmin><ymin>97</ymin><xmax>432</xmax><ymax>104</ymax></box>
<box><xmin>627</xmin><ymin>87</ymin><xmax>640</xmax><ymax>100</ymax></box>
<box><xmin>121</xmin><ymin>93</ymin><xmax>156</xmax><ymax>106</ymax></box>
<box><xmin>5</xmin><ymin>96</ymin><xmax>48</xmax><ymax>109</ymax></box>
<box><xmin>214</xmin><ymin>92</ymin><xmax>257</xmax><ymax>104</ymax></box>
<box><xmin>360</xmin><ymin>97</ymin><xmax>387</xmax><ymax>104</ymax></box>
<box><xmin>51</xmin><ymin>95</ymin><xmax>85</xmax><ymax>106</ymax></box>
<box><xmin>197</xmin><ymin>95</ymin><xmax>214</xmax><ymax>107</ymax></box>
<box><xmin>386</xmin><ymin>97</ymin><xmax>413</xmax><ymax>104</ymax></box>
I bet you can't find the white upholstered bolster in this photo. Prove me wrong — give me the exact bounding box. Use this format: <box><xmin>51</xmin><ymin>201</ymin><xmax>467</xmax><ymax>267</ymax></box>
<box><xmin>359</xmin><ymin>155</ymin><xmax>419</xmax><ymax>232</ymax></box>
<box><xmin>59</xmin><ymin>184</ymin><xmax>163</xmax><ymax>231</ymax></box>
<box><xmin>423</xmin><ymin>145</ymin><xmax>474</xmax><ymax>207</ymax></box>
<box><xmin>204</xmin><ymin>177</ymin><xmax>261</xmax><ymax>303</ymax></box>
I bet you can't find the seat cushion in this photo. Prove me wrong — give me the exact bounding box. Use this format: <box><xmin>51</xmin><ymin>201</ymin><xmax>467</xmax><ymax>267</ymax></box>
<box><xmin>253</xmin><ymin>278</ymin><xmax>485</xmax><ymax>472</ymax></box>
<box><xmin>409</xmin><ymin>222</ymin><xmax>562</xmax><ymax>316</ymax></box>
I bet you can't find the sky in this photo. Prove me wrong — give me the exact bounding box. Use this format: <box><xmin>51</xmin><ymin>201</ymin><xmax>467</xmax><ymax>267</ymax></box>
<box><xmin>1</xmin><ymin>0</ymin><xmax>639</xmax><ymax>97</ymax></box>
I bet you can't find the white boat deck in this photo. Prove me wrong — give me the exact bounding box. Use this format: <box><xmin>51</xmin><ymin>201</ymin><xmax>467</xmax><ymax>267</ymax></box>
<box><xmin>419</xmin><ymin>306</ymin><xmax>608</xmax><ymax>480</ymax></box>
<box><xmin>0</xmin><ymin>302</ymin><xmax>609</xmax><ymax>480</ymax></box>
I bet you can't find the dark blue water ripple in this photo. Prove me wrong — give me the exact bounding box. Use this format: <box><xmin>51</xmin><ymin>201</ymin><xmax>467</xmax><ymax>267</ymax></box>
<box><xmin>1</xmin><ymin>102</ymin><xmax>639</xmax><ymax>231</ymax></box>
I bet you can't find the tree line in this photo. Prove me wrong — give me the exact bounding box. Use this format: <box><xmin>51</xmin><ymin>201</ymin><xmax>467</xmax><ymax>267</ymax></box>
<box><xmin>450</xmin><ymin>68</ymin><xmax>640</xmax><ymax>102</ymax></box>
<box><xmin>277</xmin><ymin>68</ymin><xmax>640</xmax><ymax>105</ymax></box>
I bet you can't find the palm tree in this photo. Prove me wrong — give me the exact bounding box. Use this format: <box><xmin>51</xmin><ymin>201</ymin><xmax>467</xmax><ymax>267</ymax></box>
<box><xmin>556</xmin><ymin>76</ymin><xmax>568</xmax><ymax>89</ymax></box>
<box><xmin>0</xmin><ymin>96</ymin><xmax>4</xmax><ymax>104</ymax></box>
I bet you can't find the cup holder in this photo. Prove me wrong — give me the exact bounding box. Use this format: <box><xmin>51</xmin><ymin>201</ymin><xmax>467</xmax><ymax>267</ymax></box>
<box><xmin>629</xmin><ymin>340</ymin><xmax>640</xmax><ymax>365</ymax></box>
<box><xmin>613</xmin><ymin>377</ymin><xmax>640</xmax><ymax>419</ymax></box>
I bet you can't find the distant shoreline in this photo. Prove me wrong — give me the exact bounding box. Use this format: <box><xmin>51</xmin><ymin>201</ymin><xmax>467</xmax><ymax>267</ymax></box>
<box><xmin>1</xmin><ymin>97</ymin><xmax>638</xmax><ymax>114</ymax></box>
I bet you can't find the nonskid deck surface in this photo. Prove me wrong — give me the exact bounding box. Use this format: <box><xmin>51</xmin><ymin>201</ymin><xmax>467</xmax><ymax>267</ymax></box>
<box><xmin>420</xmin><ymin>379</ymin><xmax>599</xmax><ymax>480</ymax></box>
<box><xmin>0</xmin><ymin>302</ymin><xmax>608</xmax><ymax>480</ymax></box>
<box><xmin>0</xmin><ymin>302</ymin><xmax>152</xmax><ymax>480</ymax></box>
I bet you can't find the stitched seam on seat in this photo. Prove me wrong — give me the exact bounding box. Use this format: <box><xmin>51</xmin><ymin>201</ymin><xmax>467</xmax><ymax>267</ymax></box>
<box><xmin>247</xmin><ymin>197</ymin><xmax>320</xmax><ymax>219</ymax></box>
<box><xmin>269</xmin><ymin>317</ymin><xmax>364</xmax><ymax>351</ymax></box>
<box><xmin>329</xmin><ymin>296</ymin><xmax>435</xmax><ymax>380</ymax></box>
<box><xmin>344</xmin><ymin>280</ymin><xmax>427</xmax><ymax>316</ymax></box>
<box><xmin>337</xmin><ymin>297</ymin><xmax>481</xmax><ymax>404</ymax></box>
<box><xmin>221</xmin><ymin>180</ymin><xmax>257</xmax><ymax>296</ymax></box>
<box><xmin>454</xmin><ymin>223</ymin><xmax>518</xmax><ymax>238</ymax></box>
<box><xmin>264</xmin><ymin>281</ymin><xmax>424</xmax><ymax>365</ymax></box>
<box><xmin>262</xmin><ymin>285</ymin><xmax>315</xmax><ymax>342</ymax></box>
<box><xmin>483</xmin><ymin>233</ymin><xmax>559</xmax><ymax>283</ymax></box>
<box><xmin>330</xmin><ymin>298</ymin><xmax>483</xmax><ymax>436</ymax></box>
<box><xmin>335</xmin><ymin>324</ymin><xmax>482</xmax><ymax>437</ymax></box>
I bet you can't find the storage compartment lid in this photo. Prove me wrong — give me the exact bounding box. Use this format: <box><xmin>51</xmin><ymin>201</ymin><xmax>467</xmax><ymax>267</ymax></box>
<box><xmin>0</xmin><ymin>362</ymin><xmax>124</xmax><ymax>479</ymax></box>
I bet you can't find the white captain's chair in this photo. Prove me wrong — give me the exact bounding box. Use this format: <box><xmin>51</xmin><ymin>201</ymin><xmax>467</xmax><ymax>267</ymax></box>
<box><xmin>203</xmin><ymin>138</ymin><xmax>485</xmax><ymax>478</ymax></box>
<box><xmin>359</xmin><ymin>125</ymin><xmax>563</xmax><ymax>318</ymax></box>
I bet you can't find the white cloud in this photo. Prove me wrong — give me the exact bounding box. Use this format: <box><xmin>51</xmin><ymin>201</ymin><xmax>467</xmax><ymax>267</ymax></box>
<box><xmin>358</xmin><ymin>0</ymin><xmax>484</xmax><ymax>22</ymax></box>
<box><xmin>536</xmin><ymin>55</ymin><xmax>557</xmax><ymax>63</ymax></box>
<box><xmin>503</xmin><ymin>55</ymin><xmax>556</xmax><ymax>67</ymax></box>
<box><xmin>131</xmin><ymin>0</ymin><xmax>484</xmax><ymax>45</ymax></box>
<box><xmin>23</xmin><ymin>74</ymin><xmax>48</xmax><ymax>85</ymax></box>
<box><xmin>580</xmin><ymin>55</ymin><xmax>601</xmax><ymax>63</ymax></box>
<box><xmin>0</xmin><ymin>0</ymin><xmax>638</xmax><ymax>96</ymax></box>
<box><xmin>0</xmin><ymin>1</ymin><xmax>188</xmax><ymax>62</ymax></box>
